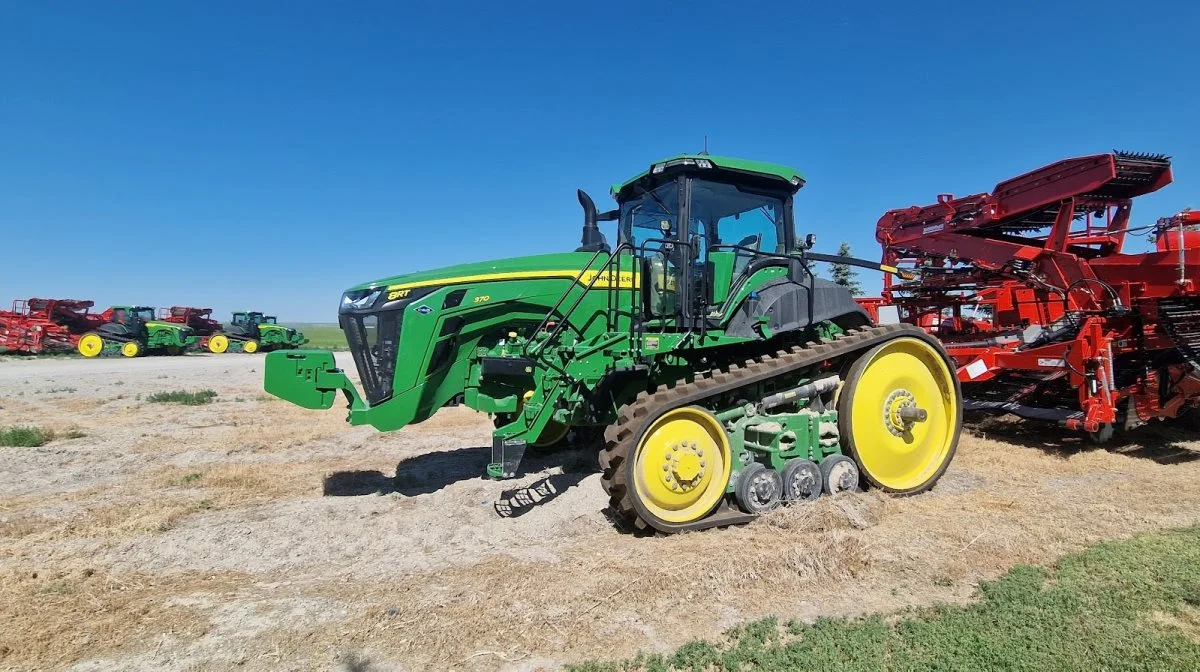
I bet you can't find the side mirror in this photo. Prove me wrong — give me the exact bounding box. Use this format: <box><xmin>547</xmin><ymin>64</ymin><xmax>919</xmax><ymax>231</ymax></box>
<box><xmin>805</xmin><ymin>233</ymin><xmax>817</xmax><ymax>249</ymax></box>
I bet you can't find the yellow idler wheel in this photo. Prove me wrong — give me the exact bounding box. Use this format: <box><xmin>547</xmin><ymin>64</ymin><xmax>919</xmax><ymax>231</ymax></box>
<box><xmin>531</xmin><ymin>420</ymin><xmax>570</xmax><ymax>448</ymax></box>
<box><xmin>630</xmin><ymin>406</ymin><xmax>732</xmax><ymax>525</ymax></box>
<box><xmin>208</xmin><ymin>334</ymin><xmax>229</xmax><ymax>354</ymax></box>
<box><xmin>121</xmin><ymin>341</ymin><xmax>141</xmax><ymax>358</ymax></box>
<box><xmin>838</xmin><ymin>335</ymin><xmax>961</xmax><ymax>494</ymax></box>
<box><xmin>243</xmin><ymin>339</ymin><xmax>259</xmax><ymax>354</ymax></box>
<box><xmin>77</xmin><ymin>333</ymin><xmax>104</xmax><ymax>358</ymax></box>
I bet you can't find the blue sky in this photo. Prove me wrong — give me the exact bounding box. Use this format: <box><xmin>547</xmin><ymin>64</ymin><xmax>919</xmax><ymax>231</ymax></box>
<box><xmin>2</xmin><ymin>1</ymin><xmax>1198</xmax><ymax>322</ymax></box>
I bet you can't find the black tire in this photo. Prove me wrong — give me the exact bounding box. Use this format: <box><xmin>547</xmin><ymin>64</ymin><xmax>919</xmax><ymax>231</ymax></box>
<box><xmin>780</xmin><ymin>458</ymin><xmax>822</xmax><ymax>503</ymax></box>
<box><xmin>734</xmin><ymin>462</ymin><xmax>783</xmax><ymax>514</ymax></box>
<box><xmin>820</xmin><ymin>454</ymin><xmax>860</xmax><ymax>495</ymax></box>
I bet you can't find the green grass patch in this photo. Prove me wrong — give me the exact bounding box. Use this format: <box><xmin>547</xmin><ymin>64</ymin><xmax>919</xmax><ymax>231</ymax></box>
<box><xmin>0</xmin><ymin>426</ymin><xmax>56</xmax><ymax>447</ymax></box>
<box><xmin>168</xmin><ymin>472</ymin><xmax>203</xmax><ymax>486</ymax></box>
<box><xmin>145</xmin><ymin>389</ymin><xmax>218</xmax><ymax>406</ymax></box>
<box><xmin>570</xmin><ymin>526</ymin><xmax>1200</xmax><ymax>671</ymax></box>
<box><xmin>291</xmin><ymin>324</ymin><xmax>347</xmax><ymax>350</ymax></box>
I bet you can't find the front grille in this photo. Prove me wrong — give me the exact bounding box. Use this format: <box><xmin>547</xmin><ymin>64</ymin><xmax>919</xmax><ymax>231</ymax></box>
<box><xmin>342</xmin><ymin>309</ymin><xmax>404</xmax><ymax>405</ymax></box>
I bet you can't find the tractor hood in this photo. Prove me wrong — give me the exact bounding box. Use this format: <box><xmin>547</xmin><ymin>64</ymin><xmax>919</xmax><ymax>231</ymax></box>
<box><xmin>146</xmin><ymin>321</ymin><xmax>187</xmax><ymax>331</ymax></box>
<box><xmin>345</xmin><ymin>251</ymin><xmax>600</xmax><ymax>295</ymax></box>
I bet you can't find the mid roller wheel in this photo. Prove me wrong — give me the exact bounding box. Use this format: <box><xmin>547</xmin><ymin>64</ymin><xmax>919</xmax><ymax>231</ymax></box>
<box><xmin>838</xmin><ymin>335</ymin><xmax>960</xmax><ymax>494</ymax></box>
<box><xmin>243</xmin><ymin>339</ymin><xmax>259</xmax><ymax>354</ymax></box>
<box><xmin>121</xmin><ymin>341</ymin><xmax>141</xmax><ymax>358</ymax></box>
<box><xmin>735</xmin><ymin>462</ymin><xmax>783</xmax><ymax>514</ymax></box>
<box><xmin>781</xmin><ymin>458</ymin><xmax>822</xmax><ymax>503</ymax></box>
<box><xmin>820</xmin><ymin>454</ymin><xmax>861</xmax><ymax>495</ymax></box>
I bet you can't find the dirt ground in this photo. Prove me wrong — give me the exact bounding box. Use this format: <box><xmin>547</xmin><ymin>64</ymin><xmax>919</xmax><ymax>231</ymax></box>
<box><xmin>2</xmin><ymin>354</ymin><xmax>1200</xmax><ymax>671</ymax></box>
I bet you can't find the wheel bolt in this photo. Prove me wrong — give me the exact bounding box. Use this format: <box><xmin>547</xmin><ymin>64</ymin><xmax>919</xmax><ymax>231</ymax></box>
<box><xmin>696</xmin><ymin>449</ymin><xmax>704</xmax><ymax>457</ymax></box>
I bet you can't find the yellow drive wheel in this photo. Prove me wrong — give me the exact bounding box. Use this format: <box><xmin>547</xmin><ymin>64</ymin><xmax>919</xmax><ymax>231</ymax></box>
<box><xmin>629</xmin><ymin>406</ymin><xmax>732</xmax><ymax>525</ymax></box>
<box><xmin>121</xmin><ymin>341</ymin><xmax>141</xmax><ymax>358</ymax></box>
<box><xmin>208</xmin><ymin>334</ymin><xmax>229</xmax><ymax>354</ymax></box>
<box><xmin>243</xmin><ymin>339</ymin><xmax>259</xmax><ymax>354</ymax></box>
<box><xmin>77</xmin><ymin>333</ymin><xmax>104</xmax><ymax>358</ymax></box>
<box><xmin>838</xmin><ymin>336</ymin><xmax>960</xmax><ymax>494</ymax></box>
<box><xmin>532</xmin><ymin>420</ymin><xmax>570</xmax><ymax>448</ymax></box>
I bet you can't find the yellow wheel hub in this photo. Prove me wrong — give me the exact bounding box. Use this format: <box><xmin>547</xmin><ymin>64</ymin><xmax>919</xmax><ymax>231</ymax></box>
<box><xmin>842</xmin><ymin>337</ymin><xmax>958</xmax><ymax>492</ymax></box>
<box><xmin>632</xmin><ymin>407</ymin><xmax>731</xmax><ymax>524</ymax></box>
<box><xmin>243</xmin><ymin>340</ymin><xmax>259</xmax><ymax>354</ymax></box>
<box><xmin>121</xmin><ymin>341</ymin><xmax>140</xmax><ymax>358</ymax></box>
<box><xmin>77</xmin><ymin>334</ymin><xmax>104</xmax><ymax>358</ymax></box>
<box><xmin>208</xmin><ymin>334</ymin><xmax>229</xmax><ymax>354</ymax></box>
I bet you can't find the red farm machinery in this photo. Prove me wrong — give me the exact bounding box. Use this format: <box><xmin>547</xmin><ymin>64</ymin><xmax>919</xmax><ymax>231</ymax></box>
<box><xmin>869</xmin><ymin>151</ymin><xmax>1200</xmax><ymax>440</ymax></box>
<box><xmin>158</xmin><ymin>307</ymin><xmax>307</xmax><ymax>353</ymax></box>
<box><xmin>158</xmin><ymin>307</ymin><xmax>224</xmax><ymax>352</ymax></box>
<box><xmin>0</xmin><ymin>298</ymin><xmax>103</xmax><ymax>354</ymax></box>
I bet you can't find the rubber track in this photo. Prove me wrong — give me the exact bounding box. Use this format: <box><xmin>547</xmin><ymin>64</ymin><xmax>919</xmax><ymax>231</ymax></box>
<box><xmin>600</xmin><ymin>323</ymin><xmax>927</xmax><ymax>534</ymax></box>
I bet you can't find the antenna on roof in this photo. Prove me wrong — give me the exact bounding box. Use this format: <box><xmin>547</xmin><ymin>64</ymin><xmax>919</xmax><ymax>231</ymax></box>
<box><xmin>700</xmin><ymin>135</ymin><xmax>710</xmax><ymax>156</ymax></box>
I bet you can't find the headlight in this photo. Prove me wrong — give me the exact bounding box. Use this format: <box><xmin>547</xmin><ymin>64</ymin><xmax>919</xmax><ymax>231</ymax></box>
<box><xmin>342</xmin><ymin>288</ymin><xmax>382</xmax><ymax>310</ymax></box>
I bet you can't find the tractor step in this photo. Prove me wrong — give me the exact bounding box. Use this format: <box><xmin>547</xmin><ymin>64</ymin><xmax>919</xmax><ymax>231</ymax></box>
<box><xmin>488</xmin><ymin>437</ymin><xmax>527</xmax><ymax>479</ymax></box>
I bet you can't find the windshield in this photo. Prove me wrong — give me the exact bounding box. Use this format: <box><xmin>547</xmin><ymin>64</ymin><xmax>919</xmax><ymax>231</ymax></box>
<box><xmin>232</xmin><ymin>314</ymin><xmax>246</xmax><ymax>324</ymax></box>
<box><xmin>134</xmin><ymin>308</ymin><xmax>155</xmax><ymax>321</ymax></box>
<box><xmin>620</xmin><ymin>181</ymin><xmax>680</xmax><ymax>248</ymax></box>
<box><xmin>690</xmin><ymin>180</ymin><xmax>787</xmax><ymax>255</ymax></box>
<box><xmin>264</xmin><ymin>317</ymin><xmax>277</xmax><ymax>324</ymax></box>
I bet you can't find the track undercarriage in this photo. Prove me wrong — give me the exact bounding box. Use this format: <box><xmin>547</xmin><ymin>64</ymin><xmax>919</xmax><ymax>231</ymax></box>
<box><xmin>601</xmin><ymin>324</ymin><xmax>960</xmax><ymax>533</ymax></box>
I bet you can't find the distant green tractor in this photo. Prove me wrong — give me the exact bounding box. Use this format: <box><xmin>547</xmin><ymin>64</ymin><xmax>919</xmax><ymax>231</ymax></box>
<box><xmin>206</xmin><ymin>311</ymin><xmax>308</xmax><ymax>354</ymax></box>
<box><xmin>77</xmin><ymin>305</ymin><xmax>197</xmax><ymax>357</ymax></box>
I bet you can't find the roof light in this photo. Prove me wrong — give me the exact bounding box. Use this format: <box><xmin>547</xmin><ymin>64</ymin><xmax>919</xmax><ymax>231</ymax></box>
<box><xmin>651</xmin><ymin>163</ymin><xmax>665</xmax><ymax>174</ymax></box>
<box><xmin>790</xmin><ymin>176</ymin><xmax>801</xmax><ymax>186</ymax></box>
<box><xmin>696</xmin><ymin>159</ymin><xmax>713</xmax><ymax>169</ymax></box>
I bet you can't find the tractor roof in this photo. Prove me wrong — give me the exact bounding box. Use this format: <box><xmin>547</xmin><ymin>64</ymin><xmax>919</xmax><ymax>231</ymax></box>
<box><xmin>611</xmin><ymin>154</ymin><xmax>806</xmax><ymax>201</ymax></box>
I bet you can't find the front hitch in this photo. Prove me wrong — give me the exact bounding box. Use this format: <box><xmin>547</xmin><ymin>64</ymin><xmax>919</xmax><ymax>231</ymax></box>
<box><xmin>264</xmin><ymin>350</ymin><xmax>367</xmax><ymax>418</ymax></box>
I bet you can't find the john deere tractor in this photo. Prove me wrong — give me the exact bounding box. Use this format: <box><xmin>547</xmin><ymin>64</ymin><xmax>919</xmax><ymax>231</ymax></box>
<box><xmin>77</xmin><ymin>305</ymin><xmax>197</xmax><ymax>358</ymax></box>
<box><xmin>206</xmin><ymin>311</ymin><xmax>308</xmax><ymax>354</ymax></box>
<box><xmin>265</xmin><ymin>155</ymin><xmax>962</xmax><ymax>532</ymax></box>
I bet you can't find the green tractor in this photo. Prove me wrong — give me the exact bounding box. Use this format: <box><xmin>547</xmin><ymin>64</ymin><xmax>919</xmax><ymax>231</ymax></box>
<box><xmin>206</xmin><ymin>311</ymin><xmax>308</xmax><ymax>354</ymax></box>
<box><xmin>77</xmin><ymin>305</ymin><xmax>198</xmax><ymax>358</ymax></box>
<box><xmin>265</xmin><ymin>155</ymin><xmax>962</xmax><ymax>532</ymax></box>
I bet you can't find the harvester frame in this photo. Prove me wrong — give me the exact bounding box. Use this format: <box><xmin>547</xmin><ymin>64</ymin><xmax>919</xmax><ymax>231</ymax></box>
<box><xmin>872</xmin><ymin>151</ymin><xmax>1198</xmax><ymax>438</ymax></box>
<box><xmin>0</xmin><ymin>298</ymin><xmax>102</xmax><ymax>354</ymax></box>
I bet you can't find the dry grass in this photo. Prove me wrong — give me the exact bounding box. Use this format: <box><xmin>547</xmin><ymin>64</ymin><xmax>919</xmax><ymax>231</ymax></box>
<box><xmin>0</xmin><ymin>568</ymin><xmax>245</xmax><ymax>670</ymax></box>
<box><xmin>6</xmin><ymin>355</ymin><xmax>1200</xmax><ymax>669</ymax></box>
<box><xmin>1148</xmin><ymin>606</ymin><xmax>1200</xmax><ymax>643</ymax></box>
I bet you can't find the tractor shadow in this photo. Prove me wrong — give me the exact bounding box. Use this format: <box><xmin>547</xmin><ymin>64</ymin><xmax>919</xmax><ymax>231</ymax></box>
<box><xmin>966</xmin><ymin>413</ymin><xmax>1200</xmax><ymax>465</ymax></box>
<box><xmin>322</xmin><ymin>442</ymin><xmax>600</xmax><ymax>506</ymax></box>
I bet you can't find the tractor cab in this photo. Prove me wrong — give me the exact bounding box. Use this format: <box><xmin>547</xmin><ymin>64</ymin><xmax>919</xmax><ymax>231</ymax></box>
<box><xmin>109</xmin><ymin>306</ymin><xmax>156</xmax><ymax>329</ymax></box>
<box><xmin>586</xmin><ymin>155</ymin><xmax>810</xmax><ymax>325</ymax></box>
<box><xmin>228</xmin><ymin>311</ymin><xmax>266</xmax><ymax>337</ymax></box>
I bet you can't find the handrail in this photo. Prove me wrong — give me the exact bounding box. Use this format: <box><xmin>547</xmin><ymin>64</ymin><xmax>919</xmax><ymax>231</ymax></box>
<box><xmin>524</xmin><ymin>242</ymin><xmax>636</xmax><ymax>362</ymax></box>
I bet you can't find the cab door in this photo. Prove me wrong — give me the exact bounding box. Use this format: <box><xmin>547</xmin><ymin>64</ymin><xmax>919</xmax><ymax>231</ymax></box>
<box><xmin>686</xmin><ymin>178</ymin><xmax>787</xmax><ymax>319</ymax></box>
